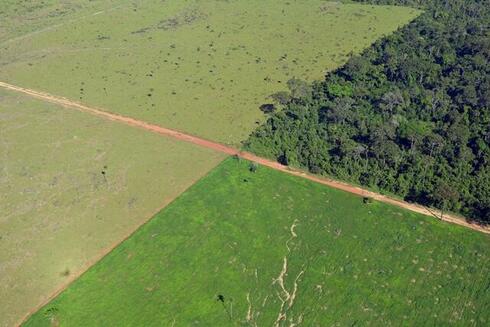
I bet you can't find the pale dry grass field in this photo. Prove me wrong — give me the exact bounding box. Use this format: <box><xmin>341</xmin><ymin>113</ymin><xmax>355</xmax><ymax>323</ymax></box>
<box><xmin>0</xmin><ymin>90</ymin><xmax>225</xmax><ymax>326</ymax></box>
<box><xmin>0</xmin><ymin>0</ymin><xmax>420</xmax><ymax>144</ymax></box>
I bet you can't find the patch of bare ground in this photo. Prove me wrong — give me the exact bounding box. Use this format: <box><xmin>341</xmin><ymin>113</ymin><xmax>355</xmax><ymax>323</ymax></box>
<box><xmin>271</xmin><ymin>220</ymin><xmax>307</xmax><ymax>326</ymax></box>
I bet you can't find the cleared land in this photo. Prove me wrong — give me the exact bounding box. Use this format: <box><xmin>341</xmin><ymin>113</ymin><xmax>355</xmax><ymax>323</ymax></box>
<box><xmin>2</xmin><ymin>80</ymin><xmax>487</xmax><ymax>234</ymax></box>
<box><xmin>0</xmin><ymin>90</ymin><xmax>225</xmax><ymax>327</ymax></box>
<box><xmin>0</xmin><ymin>0</ymin><xmax>420</xmax><ymax>144</ymax></box>
<box><xmin>23</xmin><ymin>158</ymin><xmax>490</xmax><ymax>326</ymax></box>
<box><xmin>0</xmin><ymin>0</ymin><xmax>126</xmax><ymax>44</ymax></box>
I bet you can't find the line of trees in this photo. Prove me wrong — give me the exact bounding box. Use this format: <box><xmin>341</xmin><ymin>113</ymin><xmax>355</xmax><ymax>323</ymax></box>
<box><xmin>245</xmin><ymin>0</ymin><xmax>490</xmax><ymax>224</ymax></box>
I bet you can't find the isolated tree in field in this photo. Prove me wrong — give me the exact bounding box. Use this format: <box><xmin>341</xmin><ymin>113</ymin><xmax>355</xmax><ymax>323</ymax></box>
<box><xmin>43</xmin><ymin>307</ymin><xmax>59</xmax><ymax>324</ymax></box>
<box><xmin>363</xmin><ymin>197</ymin><xmax>373</xmax><ymax>204</ymax></box>
<box><xmin>101</xmin><ymin>165</ymin><xmax>108</xmax><ymax>183</ymax></box>
<box><xmin>216</xmin><ymin>294</ymin><xmax>232</xmax><ymax>321</ymax></box>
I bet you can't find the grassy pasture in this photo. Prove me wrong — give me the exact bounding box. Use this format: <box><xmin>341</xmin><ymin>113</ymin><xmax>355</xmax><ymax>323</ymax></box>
<box><xmin>0</xmin><ymin>0</ymin><xmax>420</xmax><ymax>144</ymax></box>
<box><xmin>0</xmin><ymin>0</ymin><xmax>126</xmax><ymax>43</ymax></box>
<box><xmin>0</xmin><ymin>90</ymin><xmax>225</xmax><ymax>327</ymax></box>
<box><xmin>23</xmin><ymin>158</ymin><xmax>490</xmax><ymax>326</ymax></box>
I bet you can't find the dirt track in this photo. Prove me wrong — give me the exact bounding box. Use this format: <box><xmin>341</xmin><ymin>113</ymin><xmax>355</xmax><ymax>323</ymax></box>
<box><xmin>1</xmin><ymin>80</ymin><xmax>488</xmax><ymax>235</ymax></box>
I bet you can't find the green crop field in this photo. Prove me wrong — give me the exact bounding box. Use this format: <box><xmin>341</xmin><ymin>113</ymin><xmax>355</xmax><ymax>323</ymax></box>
<box><xmin>23</xmin><ymin>158</ymin><xmax>490</xmax><ymax>326</ymax></box>
<box><xmin>0</xmin><ymin>90</ymin><xmax>225</xmax><ymax>327</ymax></box>
<box><xmin>0</xmin><ymin>0</ymin><xmax>420</xmax><ymax>144</ymax></box>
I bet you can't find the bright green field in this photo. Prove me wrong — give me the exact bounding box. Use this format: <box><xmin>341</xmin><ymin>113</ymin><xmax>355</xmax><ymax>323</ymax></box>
<box><xmin>0</xmin><ymin>90</ymin><xmax>225</xmax><ymax>327</ymax></box>
<box><xmin>0</xmin><ymin>0</ymin><xmax>420</xmax><ymax>144</ymax></box>
<box><xmin>23</xmin><ymin>158</ymin><xmax>490</xmax><ymax>326</ymax></box>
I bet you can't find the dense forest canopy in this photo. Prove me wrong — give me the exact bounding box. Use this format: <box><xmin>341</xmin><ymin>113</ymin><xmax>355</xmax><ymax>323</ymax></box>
<box><xmin>245</xmin><ymin>0</ymin><xmax>490</xmax><ymax>224</ymax></box>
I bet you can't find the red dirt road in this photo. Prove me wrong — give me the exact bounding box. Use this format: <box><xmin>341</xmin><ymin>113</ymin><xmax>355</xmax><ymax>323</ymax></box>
<box><xmin>1</xmin><ymin>81</ymin><xmax>488</xmax><ymax>235</ymax></box>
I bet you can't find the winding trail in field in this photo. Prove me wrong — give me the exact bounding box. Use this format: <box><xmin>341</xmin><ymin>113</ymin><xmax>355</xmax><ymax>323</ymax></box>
<box><xmin>0</xmin><ymin>80</ymin><xmax>488</xmax><ymax>235</ymax></box>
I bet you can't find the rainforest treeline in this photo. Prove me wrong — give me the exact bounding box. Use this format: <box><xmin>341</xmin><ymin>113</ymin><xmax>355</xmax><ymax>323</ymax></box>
<box><xmin>245</xmin><ymin>0</ymin><xmax>490</xmax><ymax>224</ymax></box>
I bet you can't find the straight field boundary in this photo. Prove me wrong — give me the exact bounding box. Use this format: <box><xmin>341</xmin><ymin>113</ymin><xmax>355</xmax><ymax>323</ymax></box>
<box><xmin>1</xmin><ymin>81</ymin><xmax>487</xmax><ymax>235</ymax></box>
<box><xmin>12</xmin><ymin>169</ymin><xmax>217</xmax><ymax>327</ymax></box>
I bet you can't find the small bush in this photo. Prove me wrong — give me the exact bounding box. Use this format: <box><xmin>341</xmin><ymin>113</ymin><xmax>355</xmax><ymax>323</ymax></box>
<box><xmin>259</xmin><ymin>103</ymin><xmax>276</xmax><ymax>114</ymax></box>
<box><xmin>44</xmin><ymin>307</ymin><xmax>59</xmax><ymax>320</ymax></box>
<box><xmin>363</xmin><ymin>197</ymin><xmax>373</xmax><ymax>204</ymax></box>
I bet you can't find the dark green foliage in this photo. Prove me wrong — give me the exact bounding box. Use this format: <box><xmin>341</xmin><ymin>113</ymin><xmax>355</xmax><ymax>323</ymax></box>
<box><xmin>246</xmin><ymin>0</ymin><xmax>490</xmax><ymax>224</ymax></box>
<box><xmin>43</xmin><ymin>307</ymin><xmax>58</xmax><ymax>321</ymax></box>
<box><xmin>363</xmin><ymin>197</ymin><xmax>374</xmax><ymax>204</ymax></box>
<box><xmin>259</xmin><ymin>103</ymin><xmax>276</xmax><ymax>114</ymax></box>
<box><xmin>249</xmin><ymin>161</ymin><xmax>259</xmax><ymax>173</ymax></box>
